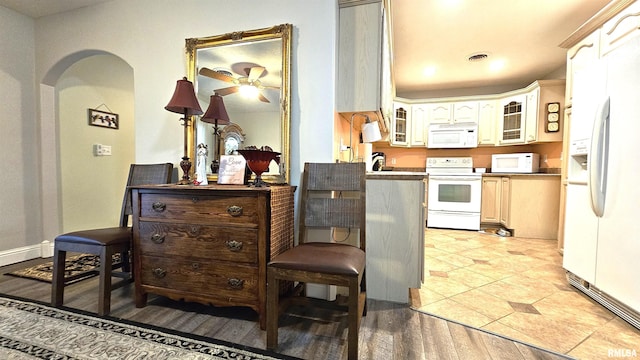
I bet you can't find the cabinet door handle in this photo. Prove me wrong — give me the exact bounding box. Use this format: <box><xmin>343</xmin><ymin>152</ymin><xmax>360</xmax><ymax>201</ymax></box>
<box><xmin>191</xmin><ymin>263</ymin><xmax>200</xmax><ymax>270</ymax></box>
<box><xmin>228</xmin><ymin>278</ymin><xmax>244</xmax><ymax>290</ymax></box>
<box><xmin>151</xmin><ymin>234</ymin><xmax>165</xmax><ymax>244</ymax></box>
<box><xmin>226</xmin><ymin>240</ymin><xmax>243</xmax><ymax>252</ymax></box>
<box><xmin>227</xmin><ymin>205</ymin><xmax>243</xmax><ymax>217</ymax></box>
<box><xmin>152</xmin><ymin>268</ymin><xmax>166</xmax><ymax>278</ymax></box>
<box><xmin>152</xmin><ymin>202</ymin><xmax>166</xmax><ymax>212</ymax></box>
<box><xmin>188</xmin><ymin>226</ymin><xmax>200</xmax><ymax>236</ymax></box>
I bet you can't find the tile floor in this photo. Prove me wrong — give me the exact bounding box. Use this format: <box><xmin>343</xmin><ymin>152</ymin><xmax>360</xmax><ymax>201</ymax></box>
<box><xmin>411</xmin><ymin>228</ymin><xmax>640</xmax><ymax>360</ymax></box>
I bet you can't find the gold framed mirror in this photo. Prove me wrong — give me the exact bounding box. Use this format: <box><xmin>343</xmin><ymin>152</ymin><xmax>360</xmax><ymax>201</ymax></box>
<box><xmin>186</xmin><ymin>23</ymin><xmax>292</xmax><ymax>184</ymax></box>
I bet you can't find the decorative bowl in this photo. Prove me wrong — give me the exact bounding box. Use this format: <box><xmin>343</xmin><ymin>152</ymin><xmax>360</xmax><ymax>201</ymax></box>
<box><xmin>237</xmin><ymin>149</ymin><xmax>281</xmax><ymax>187</ymax></box>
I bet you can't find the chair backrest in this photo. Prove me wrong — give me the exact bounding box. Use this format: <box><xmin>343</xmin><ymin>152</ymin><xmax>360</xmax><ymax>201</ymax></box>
<box><xmin>298</xmin><ymin>162</ymin><xmax>366</xmax><ymax>251</ymax></box>
<box><xmin>119</xmin><ymin>163</ymin><xmax>173</xmax><ymax>227</ymax></box>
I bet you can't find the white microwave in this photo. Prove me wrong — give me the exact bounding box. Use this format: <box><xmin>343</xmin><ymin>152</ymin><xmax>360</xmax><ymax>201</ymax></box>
<box><xmin>427</xmin><ymin>122</ymin><xmax>478</xmax><ymax>148</ymax></box>
<box><xmin>491</xmin><ymin>153</ymin><xmax>540</xmax><ymax>173</ymax></box>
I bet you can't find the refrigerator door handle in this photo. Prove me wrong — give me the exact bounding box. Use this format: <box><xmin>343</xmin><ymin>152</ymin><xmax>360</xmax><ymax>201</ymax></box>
<box><xmin>588</xmin><ymin>96</ymin><xmax>610</xmax><ymax>217</ymax></box>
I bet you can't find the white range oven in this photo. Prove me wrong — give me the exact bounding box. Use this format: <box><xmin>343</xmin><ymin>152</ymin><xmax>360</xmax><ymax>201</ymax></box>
<box><xmin>426</xmin><ymin>157</ymin><xmax>482</xmax><ymax>231</ymax></box>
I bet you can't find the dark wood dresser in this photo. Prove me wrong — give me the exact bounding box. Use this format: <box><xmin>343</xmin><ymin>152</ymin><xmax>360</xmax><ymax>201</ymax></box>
<box><xmin>130</xmin><ymin>184</ymin><xmax>295</xmax><ymax>329</ymax></box>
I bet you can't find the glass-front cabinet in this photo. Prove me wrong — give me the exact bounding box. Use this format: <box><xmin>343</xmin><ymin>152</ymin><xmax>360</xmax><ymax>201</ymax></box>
<box><xmin>392</xmin><ymin>102</ymin><xmax>409</xmax><ymax>146</ymax></box>
<box><xmin>498</xmin><ymin>94</ymin><xmax>527</xmax><ymax>145</ymax></box>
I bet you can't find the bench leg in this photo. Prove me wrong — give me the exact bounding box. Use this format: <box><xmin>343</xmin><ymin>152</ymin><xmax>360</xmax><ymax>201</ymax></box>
<box><xmin>98</xmin><ymin>246</ymin><xmax>112</xmax><ymax>316</ymax></box>
<box><xmin>51</xmin><ymin>249</ymin><xmax>66</xmax><ymax>307</ymax></box>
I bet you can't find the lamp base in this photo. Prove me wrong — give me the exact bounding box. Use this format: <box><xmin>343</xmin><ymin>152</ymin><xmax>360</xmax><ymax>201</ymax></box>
<box><xmin>178</xmin><ymin>156</ymin><xmax>192</xmax><ymax>185</ymax></box>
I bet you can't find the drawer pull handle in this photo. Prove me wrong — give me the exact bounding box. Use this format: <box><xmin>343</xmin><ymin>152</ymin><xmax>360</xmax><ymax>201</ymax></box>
<box><xmin>227</xmin><ymin>205</ymin><xmax>243</xmax><ymax>217</ymax></box>
<box><xmin>152</xmin><ymin>202</ymin><xmax>166</xmax><ymax>212</ymax></box>
<box><xmin>188</xmin><ymin>226</ymin><xmax>200</xmax><ymax>236</ymax></box>
<box><xmin>151</xmin><ymin>234</ymin><xmax>165</xmax><ymax>244</ymax></box>
<box><xmin>228</xmin><ymin>278</ymin><xmax>244</xmax><ymax>290</ymax></box>
<box><xmin>191</xmin><ymin>197</ymin><xmax>199</xmax><ymax>203</ymax></box>
<box><xmin>226</xmin><ymin>240</ymin><xmax>243</xmax><ymax>252</ymax></box>
<box><xmin>152</xmin><ymin>268</ymin><xmax>166</xmax><ymax>278</ymax></box>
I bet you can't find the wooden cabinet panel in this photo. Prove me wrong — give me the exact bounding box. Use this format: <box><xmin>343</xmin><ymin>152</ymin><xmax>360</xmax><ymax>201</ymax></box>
<box><xmin>337</xmin><ymin>1</ymin><xmax>383</xmax><ymax>112</ymax></box>
<box><xmin>498</xmin><ymin>176</ymin><xmax>560</xmax><ymax>239</ymax></box>
<box><xmin>131</xmin><ymin>185</ymin><xmax>295</xmax><ymax>330</ymax></box>
<box><xmin>138</xmin><ymin>222</ymin><xmax>258</xmax><ymax>263</ymax></box>
<box><xmin>499</xmin><ymin>177</ymin><xmax>511</xmax><ymax>226</ymax></box>
<box><xmin>481</xmin><ymin>177</ymin><xmax>501</xmax><ymax>223</ymax></box>
<box><xmin>139</xmin><ymin>255</ymin><xmax>259</xmax><ymax>303</ymax></box>
<box><xmin>140</xmin><ymin>193</ymin><xmax>259</xmax><ymax>225</ymax></box>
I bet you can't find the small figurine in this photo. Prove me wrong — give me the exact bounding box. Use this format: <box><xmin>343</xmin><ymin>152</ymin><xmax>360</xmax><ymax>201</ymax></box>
<box><xmin>196</xmin><ymin>143</ymin><xmax>208</xmax><ymax>185</ymax></box>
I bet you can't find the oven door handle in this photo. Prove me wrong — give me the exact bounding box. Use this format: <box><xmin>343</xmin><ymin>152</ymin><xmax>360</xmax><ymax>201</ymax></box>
<box><xmin>428</xmin><ymin>176</ymin><xmax>481</xmax><ymax>181</ymax></box>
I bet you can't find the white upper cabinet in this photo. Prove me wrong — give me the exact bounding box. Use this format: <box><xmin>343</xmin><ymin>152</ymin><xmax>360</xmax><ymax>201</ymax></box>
<box><xmin>426</xmin><ymin>103</ymin><xmax>453</xmax><ymax>124</ymax></box>
<box><xmin>410</xmin><ymin>104</ymin><xmax>427</xmax><ymax>147</ymax></box>
<box><xmin>600</xmin><ymin>0</ymin><xmax>640</xmax><ymax>57</ymax></box>
<box><xmin>498</xmin><ymin>94</ymin><xmax>527</xmax><ymax>145</ymax></box>
<box><xmin>392</xmin><ymin>102</ymin><xmax>410</xmax><ymax>146</ymax></box>
<box><xmin>566</xmin><ymin>30</ymin><xmax>601</xmax><ymax>106</ymax></box>
<box><xmin>427</xmin><ymin>101</ymin><xmax>479</xmax><ymax>125</ymax></box>
<box><xmin>478</xmin><ymin>100</ymin><xmax>498</xmax><ymax>145</ymax></box>
<box><xmin>453</xmin><ymin>101</ymin><xmax>479</xmax><ymax>123</ymax></box>
<box><xmin>525</xmin><ymin>87</ymin><xmax>540</xmax><ymax>143</ymax></box>
<box><xmin>337</xmin><ymin>1</ymin><xmax>384</xmax><ymax>112</ymax></box>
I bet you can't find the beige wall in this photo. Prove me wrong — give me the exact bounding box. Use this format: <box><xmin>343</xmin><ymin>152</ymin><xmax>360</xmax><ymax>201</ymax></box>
<box><xmin>0</xmin><ymin>6</ymin><xmax>40</xmax><ymax>256</ymax></box>
<box><xmin>373</xmin><ymin>142</ymin><xmax>563</xmax><ymax>170</ymax></box>
<box><xmin>57</xmin><ymin>54</ymin><xmax>134</xmax><ymax>232</ymax></box>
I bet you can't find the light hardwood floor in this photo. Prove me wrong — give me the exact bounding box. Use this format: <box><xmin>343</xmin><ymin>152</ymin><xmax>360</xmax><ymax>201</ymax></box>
<box><xmin>0</xmin><ymin>258</ymin><xmax>572</xmax><ymax>360</ymax></box>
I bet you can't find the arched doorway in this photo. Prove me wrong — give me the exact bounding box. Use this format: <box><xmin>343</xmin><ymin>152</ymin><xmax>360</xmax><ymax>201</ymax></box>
<box><xmin>39</xmin><ymin>51</ymin><xmax>134</xmax><ymax>240</ymax></box>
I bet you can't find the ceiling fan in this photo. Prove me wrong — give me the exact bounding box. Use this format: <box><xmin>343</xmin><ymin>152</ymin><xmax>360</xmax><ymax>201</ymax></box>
<box><xmin>199</xmin><ymin>65</ymin><xmax>280</xmax><ymax>103</ymax></box>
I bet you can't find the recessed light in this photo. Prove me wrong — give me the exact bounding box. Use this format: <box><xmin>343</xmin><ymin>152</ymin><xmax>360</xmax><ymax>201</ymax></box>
<box><xmin>423</xmin><ymin>66</ymin><xmax>436</xmax><ymax>77</ymax></box>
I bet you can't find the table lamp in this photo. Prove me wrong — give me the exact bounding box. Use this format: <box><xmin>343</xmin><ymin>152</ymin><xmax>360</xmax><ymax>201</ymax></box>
<box><xmin>200</xmin><ymin>93</ymin><xmax>230</xmax><ymax>173</ymax></box>
<box><xmin>165</xmin><ymin>77</ymin><xmax>203</xmax><ymax>185</ymax></box>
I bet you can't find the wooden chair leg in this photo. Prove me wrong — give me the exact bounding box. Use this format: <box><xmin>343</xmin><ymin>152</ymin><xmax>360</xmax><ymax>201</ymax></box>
<box><xmin>348</xmin><ymin>278</ymin><xmax>360</xmax><ymax>360</ymax></box>
<box><xmin>51</xmin><ymin>248</ymin><xmax>66</xmax><ymax>307</ymax></box>
<box><xmin>98</xmin><ymin>246</ymin><xmax>112</xmax><ymax>316</ymax></box>
<box><xmin>266</xmin><ymin>269</ymin><xmax>279</xmax><ymax>350</ymax></box>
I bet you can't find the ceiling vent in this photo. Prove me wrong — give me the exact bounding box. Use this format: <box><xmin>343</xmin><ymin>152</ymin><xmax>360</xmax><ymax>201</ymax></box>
<box><xmin>468</xmin><ymin>53</ymin><xmax>489</xmax><ymax>62</ymax></box>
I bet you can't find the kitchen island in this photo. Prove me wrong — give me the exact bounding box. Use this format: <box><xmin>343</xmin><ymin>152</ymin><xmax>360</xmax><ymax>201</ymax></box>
<box><xmin>365</xmin><ymin>172</ymin><xmax>426</xmax><ymax>303</ymax></box>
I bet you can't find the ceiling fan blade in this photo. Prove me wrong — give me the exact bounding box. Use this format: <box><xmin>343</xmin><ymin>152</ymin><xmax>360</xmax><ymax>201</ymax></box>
<box><xmin>214</xmin><ymin>86</ymin><xmax>239</xmax><ymax>96</ymax></box>
<box><xmin>247</xmin><ymin>66</ymin><xmax>266</xmax><ymax>82</ymax></box>
<box><xmin>258</xmin><ymin>92</ymin><xmax>270</xmax><ymax>103</ymax></box>
<box><xmin>199</xmin><ymin>67</ymin><xmax>237</xmax><ymax>84</ymax></box>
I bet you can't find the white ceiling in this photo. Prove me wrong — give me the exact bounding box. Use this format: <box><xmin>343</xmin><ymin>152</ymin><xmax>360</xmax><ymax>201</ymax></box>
<box><xmin>392</xmin><ymin>0</ymin><xmax>611</xmax><ymax>98</ymax></box>
<box><xmin>0</xmin><ymin>0</ymin><xmax>613</xmax><ymax>99</ymax></box>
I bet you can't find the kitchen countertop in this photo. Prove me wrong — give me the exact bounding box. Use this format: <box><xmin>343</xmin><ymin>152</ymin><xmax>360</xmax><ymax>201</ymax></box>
<box><xmin>366</xmin><ymin>171</ymin><xmax>560</xmax><ymax>180</ymax></box>
<box><xmin>481</xmin><ymin>172</ymin><xmax>561</xmax><ymax>177</ymax></box>
<box><xmin>366</xmin><ymin>171</ymin><xmax>427</xmax><ymax>180</ymax></box>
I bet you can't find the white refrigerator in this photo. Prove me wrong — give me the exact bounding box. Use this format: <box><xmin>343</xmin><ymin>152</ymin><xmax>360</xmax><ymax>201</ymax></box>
<box><xmin>563</xmin><ymin>35</ymin><xmax>640</xmax><ymax>330</ymax></box>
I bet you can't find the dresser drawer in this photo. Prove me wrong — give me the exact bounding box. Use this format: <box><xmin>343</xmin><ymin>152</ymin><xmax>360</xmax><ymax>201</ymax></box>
<box><xmin>139</xmin><ymin>255</ymin><xmax>258</xmax><ymax>302</ymax></box>
<box><xmin>139</xmin><ymin>193</ymin><xmax>259</xmax><ymax>225</ymax></box>
<box><xmin>138</xmin><ymin>221</ymin><xmax>258</xmax><ymax>263</ymax></box>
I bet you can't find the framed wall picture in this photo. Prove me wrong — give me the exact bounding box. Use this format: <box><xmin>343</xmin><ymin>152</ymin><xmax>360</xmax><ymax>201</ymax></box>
<box><xmin>88</xmin><ymin>108</ymin><xmax>119</xmax><ymax>129</ymax></box>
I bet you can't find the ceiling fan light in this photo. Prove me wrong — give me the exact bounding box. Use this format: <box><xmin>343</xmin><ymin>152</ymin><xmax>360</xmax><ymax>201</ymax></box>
<box><xmin>239</xmin><ymin>84</ymin><xmax>259</xmax><ymax>98</ymax></box>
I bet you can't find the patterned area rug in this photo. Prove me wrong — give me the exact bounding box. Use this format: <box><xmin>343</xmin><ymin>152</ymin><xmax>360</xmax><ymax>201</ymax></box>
<box><xmin>6</xmin><ymin>254</ymin><xmax>121</xmax><ymax>284</ymax></box>
<box><xmin>0</xmin><ymin>295</ymin><xmax>300</xmax><ymax>360</ymax></box>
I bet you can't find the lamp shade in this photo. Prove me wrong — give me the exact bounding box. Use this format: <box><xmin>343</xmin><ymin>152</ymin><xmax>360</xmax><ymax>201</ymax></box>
<box><xmin>165</xmin><ymin>77</ymin><xmax>203</xmax><ymax>115</ymax></box>
<box><xmin>362</xmin><ymin>121</ymin><xmax>382</xmax><ymax>143</ymax></box>
<box><xmin>201</xmin><ymin>93</ymin><xmax>230</xmax><ymax>125</ymax></box>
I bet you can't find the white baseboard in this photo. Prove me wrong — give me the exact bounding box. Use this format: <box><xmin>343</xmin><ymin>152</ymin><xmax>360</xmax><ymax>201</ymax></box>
<box><xmin>0</xmin><ymin>241</ymin><xmax>54</xmax><ymax>267</ymax></box>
